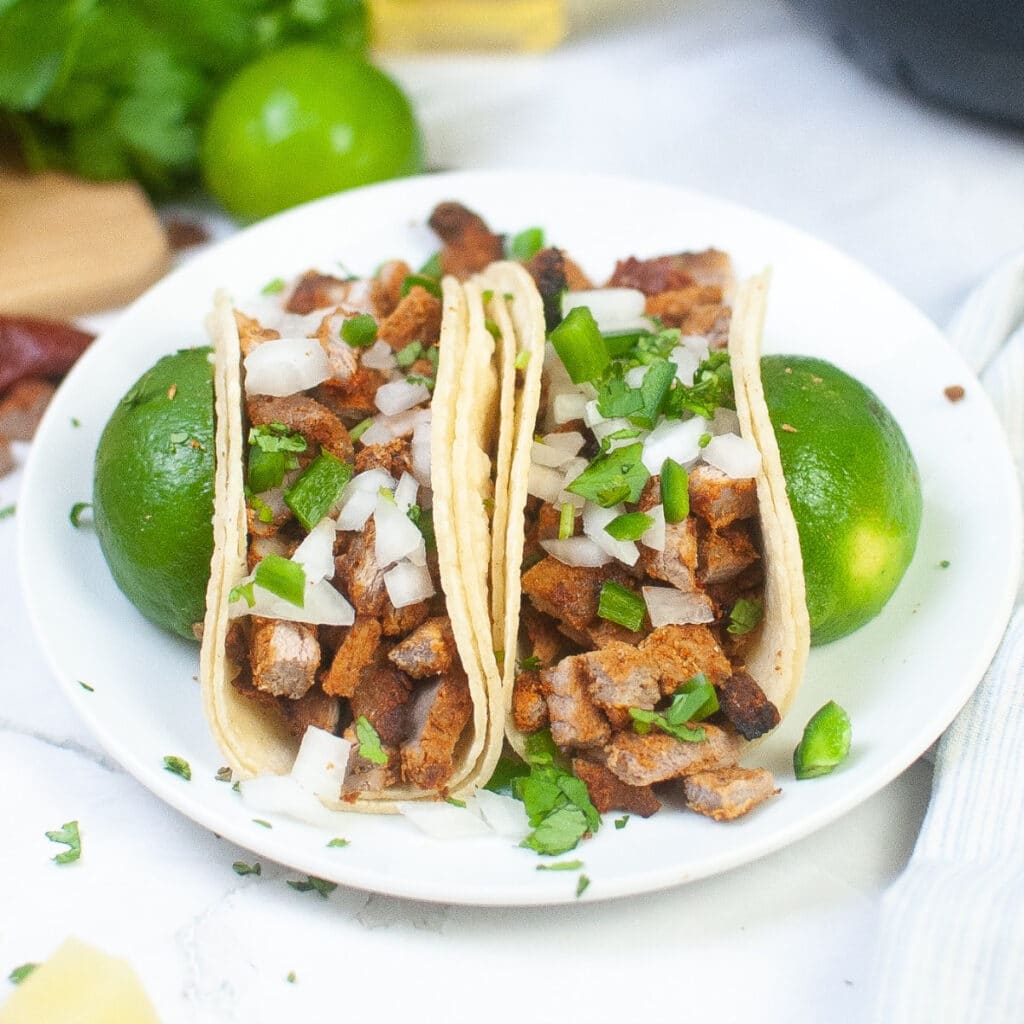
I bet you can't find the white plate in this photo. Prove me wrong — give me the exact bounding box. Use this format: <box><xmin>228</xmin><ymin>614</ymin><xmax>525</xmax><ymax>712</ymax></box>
<box><xmin>18</xmin><ymin>170</ymin><xmax>1021</xmax><ymax>906</ymax></box>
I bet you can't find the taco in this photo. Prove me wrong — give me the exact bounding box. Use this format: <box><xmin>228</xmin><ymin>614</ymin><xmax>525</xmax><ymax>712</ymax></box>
<box><xmin>474</xmin><ymin>245</ymin><xmax>810</xmax><ymax>824</ymax></box>
<box><xmin>200</xmin><ymin>257</ymin><xmax>506</xmax><ymax>811</ymax></box>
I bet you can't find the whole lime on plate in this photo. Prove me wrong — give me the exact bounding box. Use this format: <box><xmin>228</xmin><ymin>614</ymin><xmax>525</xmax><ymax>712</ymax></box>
<box><xmin>761</xmin><ymin>354</ymin><xmax>922</xmax><ymax>645</ymax></box>
<box><xmin>202</xmin><ymin>44</ymin><xmax>423</xmax><ymax>220</ymax></box>
<box><xmin>93</xmin><ymin>348</ymin><xmax>215</xmax><ymax>640</ymax></box>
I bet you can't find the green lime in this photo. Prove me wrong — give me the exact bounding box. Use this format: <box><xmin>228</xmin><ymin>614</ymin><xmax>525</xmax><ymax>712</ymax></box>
<box><xmin>93</xmin><ymin>348</ymin><xmax>215</xmax><ymax>640</ymax></box>
<box><xmin>761</xmin><ymin>355</ymin><xmax>922</xmax><ymax>646</ymax></box>
<box><xmin>202</xmin><ymin>45</ymin><xmax>423</xmax><ymax>220</ymax></box>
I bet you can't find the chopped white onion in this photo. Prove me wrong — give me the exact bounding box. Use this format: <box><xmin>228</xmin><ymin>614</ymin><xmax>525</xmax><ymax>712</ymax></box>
<box><xmin>702</xmin><ymin>432</ymin><xmax>761</xmax><ymax>479</ymax></box>
<box><xmin>668</xmin><ymin>345</ymin><xmax>700</xmax><ymax>386</ymax></box>
<box><xmin>528</xmin><ymin>464</ymin><xmax>566</xmax><ymax>503</ymax></box>
<box><xmin>384</xmin><ymin>561</ymin><xmax>435</xmax><ymax>607</ymax></box>
<box><xmin>336</xmin><ymin>470</ymin><xmax>396</xmax><ymax>531</ymax></box>
<box><xmin>394</xmin><ymin>472</ymin><xmax>419</xmax><ymax>513</ymax></box>
<box><xmin>591</xmin><ymin>416</ymin><xmax>636</xmax><ymax>447</ymax></box>
<box><xmin>397</xmin><ymin>801</ymin><xmax>493</xmax><ymax>839</ymax></box>
<box><xmin>560</xmin><ymin>456</ymin><xmax>589</xmax><ymax>489</ymax></box>
<box><xmin>680</xmin><ymin>334</ymin><xmax>710</xmax><ymax>363</ymax></box>
<box><xmin>470</xmin><ymin>789</ymin><xmax>530</xmax><ymax>839</ymax></box>
<box><xmin>541</xmin><ymin>536</ymin><xmax>611</xmax><ymax>567</ymax></box>
<box><xmin>641</xmin><ymin>504</ymin><xmax>666</xmax><ymax>552</ymax></box>
<box><xmin>583</xmin><ymin>399</ymin><xmax>605</xmax><ymax>428</ymax></box>
<box><xmin>643</xmin><ymin>585</ymin><xmax>716</xmax><ymax>627</ymax></box>
<box><xmin>711</xmin><ymin>407</ymin><xmax>741</xmax><ymax>437</ymax></box>
<box><xmin>375</xmin><ymin>379</ymin><xmax>430</xmax><ymax>416</ymax></box>
<box><xmin>358</xmin><ymin>418</ymin><xmax>393</xmax><ymax>447</ymax></box>
<box><xmin>641</xmin><ymin>415</ymin><xmax>708</xmax><ymax>474</ymax></box>
<box><xmin>243</xmin><ymin>337</ymin><xmax>332</xmax><ymax>397</ymax></box>
<box><xmin>229</xmin><ymin>578</ymin><xmax>354</xmax><ymax>626</ymax></box>
<box><xmin>531</xmin><ymin>440</ymin><xmax>575</xmax><ymax>469</ymax></box>
<box><xmin>361</xmin><ymin>339</ymin><xmax>397</xmax><ymax>372</ymax></box>
<box><xmin>542</xmin><ymin>431</ymin><xmax>585</xmax><ymax>455</ymax></box>
<box><xmin>625</xmin><ymin>364</ymin><xmax>650</xmax><ymax>388</ymax></box>
<box><xmin>562</xmin><ymin>288</ymin><xmax>646</xmax><ymax>332</ymax></box>
<box><xmin>290</xmin><ymin>727</ymin><xmax>352</xmax><ymax>801</ymax></box>
<box><xmin>238</xmin><ymin>774</ymin><xmax>341</xmax><ymax>827</ymax></box>
<box><xmin>411</xmin><ymin>418</ymin><xmax>432</xmax><ymax>484</ymax></box>
<box><xmin>374</xmin><ymin>493</ymin><xmax>424</xmax><ymax>565</ymax></box>
<box><xmin>552</xmin><ymin>392</ymin><xmax>588</xmax><ymax>424</ymax></box>
<box><xmin>377</xmin><ymin>406</ymin><xmax>430</xmax><ymax>439</ymax></box>
<box><xmin>349</xmin><ymin>468</ymin><xmax>398</xmax><ymax>493</ymax></box>
<box><xmin>291</xmin><ymin>517</ymin><xmax>337</xmax><ymax>582</ymax></box>
<box><xmin>407</xmin><ymin>538</ymin><xmax>428</xmax><ymax>567</ymax></box>
<box><xmin>583</xmin><ymin>501</ymin><xmax>640</xmax><ymax>566</ymax></box>
<box><xmin>557</xmin><ymin>489</ymin><xmax>586</xmax><ymax>510</ymax></box>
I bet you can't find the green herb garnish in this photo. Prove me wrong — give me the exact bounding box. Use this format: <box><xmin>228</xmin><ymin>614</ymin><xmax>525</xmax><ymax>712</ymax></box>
<box><xmin>629</xmin><ymin>675</ymin><xmax>717</xmax><ymax>743</ymax></box>
<box><xmin>614</xmin><ymin>815</ymin><xmax>629</xmax><ymax>830</ymax></box>
<box><xmin>419</xmin><ymin>251</ymin><xmax>442</xmax><ymax>278</ymax></box>
<box><xmin>341</xmin><ymin>313</ymin><xmax>378</xmax><ymax>348</ymax></box>
<box><xmin>939</xmin><ymin>559</ymin><xmax>951</xmax><ymax>569</ymax></box>
<box><xmin>287</xmin><ymin>876</ymin><xmax>337</xmax><ymax>898</ymax></box>
<box><xmin>252</xmin><ymin>819</ymin><xmax>272</xmax><ymax>828</ymax></box>
<box><xmin>350</xmin><ymin>417</ymin><xmax>374</xmax><ymax>442</ymax></box>
<box><xmin>355</xmin><ymin>715</ymin><xmax>388</xmax><ymax>765</ymax></box>
<box><xmin>69</xmin><ymin>501</ymin><xmax>91</xmax><ymax>527</ymax></box>
<box><xmin>0</xmin><ymin>504</ymin><xmax>15</xmax><ymax>519</ymax></box>
<box><xmin>604</xmin><ymin>511</ymin><xmax>653</xmax><ymax>542</ymax></box>
<box><xmin>261</xmin><ymin>277</ymin><xmax>286</xmax><ymax>295</ymax></box>
<box><xmin>327</xmin><ymin>838</ymin><xmax>350</xmax><ymax>848</ymax></box>
<box><xmin>284</xmin><ymin>450</ymin><xmax>352</xmax><ymax>530</ymax></box>
<box><xmin>576</xmin><ymin>874</ymin><xmax>591</xmax><ymax>897</ymax></box>
<box><xmin>506</xmin><ymin>226</ymin><xmax>545</xmax><ymax>261</ymax></box>
<box><xmin>518</xmin><ymin>654</ymin><xmax>542</xmax><ymax>672</ymax></box>
<box><xmin>794</xmin><ymin>701</ymin><xmax>851</xmax><ymax>780</ymax></box>
<box><xmin>549</xmin><ymin>306</ymin><xmax>609</xmax><ymax>384</ymax></box>
<box><xmin>215</xmin><ymin>766</ymin><xmax>232</xmax><ymax>783</ymax></box>
<box><xmin>78</xmin><ymin>680</ymin><xmax>94</xmax><ymax>693</ymax></box>
<box><xmin>253</xmin><ymin>554</ymin><xmax>306</xmax><ymax>608</ymax></box>
<box><xmin>597</xmin><ymin>580</ymin><xmax>645</xmax><ymax>632</ymax></box>
<box><xmin>247</xmin><ymin>423</ymin><xmax>307</xmax><ymax>492</ymax></box>
<box><xmin>163</xmin><ymin>755</ymin><xmax>191</xmax><ymax>781</ymax></box>
<box><xmin>728</xmin><ymin>597</ymin><xmax>764</xmax><ymax>636</ymax></box>
<box><xmin>45</xmin><ymin>820</ymin><xmax>81</xmax><ymax>864</ymax></box>
<box><xmin>8</xmin><ymin>963</ymin><xmax>38</xmax><ymax>985</ymax></box>
<box><xmin>401</xmin><ymin>274</ymin><xmax>442</xmax><ymax>299</ymax></box>
<box><xmin>233</xmin><ymin>861</ymin><xmax>261</xmax><ymax>876</ymax></box>
<box><xmin>536</xmin><ymin>860</ymin><xmax>583</xmax><ymax>871</ymax></box>
<box><xmin>566</xmin><ymin>443</ymin><xmax>649</xmax><ymax>508</ymax></box>
<box><xmin>484</xmin><ymin>752</ymin><xmax>530</xmax><ymax>794</ymax></box>
<box><xmin>558</xmin><ymin>501</ymin><xmax>575</xmax><ymax>540</ymax></box>
<box><xmin>395</xmin><ymin>340</ymin><xmax>423</xmax><ymax>368</ymax></box>
<box><xmin>287</xmin><ymin>971</ymin><xmax>297</xmax><ymax>984</ymax></box>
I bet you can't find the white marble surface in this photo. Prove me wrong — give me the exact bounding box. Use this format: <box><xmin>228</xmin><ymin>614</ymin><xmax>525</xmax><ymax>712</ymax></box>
<box><xmin>3</xmin><ymin>0</ymin><xmax>1021</xmax><ymax>1019</ymax></box>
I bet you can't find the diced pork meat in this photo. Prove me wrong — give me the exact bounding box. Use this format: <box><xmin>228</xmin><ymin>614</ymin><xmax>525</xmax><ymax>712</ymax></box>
<box><xmin>512</xmin><ymin>670</ymin><xmax>549</xmax><ymax>733</ymax></box>
<box><xmin>639</xmin><ymin>624</ymin><xmax>734</xmax><ymax>695</ymax></box>
<box><xmin>279</xmin><ymin>686</ymin><xmax>342</xmax><ymax>738</ymax></box>
<box><xmin>640</xmin><ymin>517</ymin><xmax>700</xmax><ymax>592</ymax></box>
<box><xmin>522</xmin><ymin>605</ymin><xmax>569</xmax><ymax>668</ymax></box>
<box><xmin>388</xmin><ymin>616</ymin><xmax>456</xmax><ymax>678</ymax></box>
<box><xmin>234</xmin><ymin>311</ymin><xmax>280</xmax><ymax>356</ymax></box>
<box><xmin>336</xmin><ymin>521</ymin><xmax>388</xmax><ymax>617</ymax></box>
<box><xmin>287</xmin><ymin>271</ymin><xmax>373</xmax><ymax>315</ymax></box>
<box><xmin>247</xmin><ymin>393</ymin><xmax>354</xmax><ymax>464</ymax></box>
<box><xmin>572</xmin><ymin>758</ymin><xmax>661</xmax><ymax>817</ymax></box>
<box><xmin>314</xmin><ymin>314</ymin><xmax>359</xmax><ymax>383</ymax></box>
<box><xmin>603</xmin><ymin>725</ymin><xmax>742</xmax><ymax>786</ymax></box>
<box><xmin>718</xmin><ymin>669</ymin><xmax>780</xmax><ymax>740</ymax></box>
<box><xmin>688</xmin><ymin>464</ymin><xmax>758</xmax><ymax>530</ymax></box>
<box><xmin>321</xmin><ymin>617</ymin><xmax>383</xmax><ymax>698</ymax></box>
<box><xmin>381</xmin><ymin>598</ymin><xmax>432</xmax><ymax>637</ymax></box>
<box><xmin>683</xmin><ymin>303</ymin><xmax>732</xmax><ymax>348</ymax></box>
<box><xmin>0</xmin><ymin>378</ymin><xmax>55</xmax><ymax>440</ymax></box>
<box><xmin>585</xmin><ymin>619</ymin><xmax>645</xmax><ymax>650</ymax></box>
<box><xmin>521</xmin><ymin>557</ymin><xmax>634</xmax><ymax>632</ymax></box>
<box><xmin>644</xmin><ymin>285</ymin><xmax>724</xmax><ymax>329</ymax></box>
<box><xmin>341</xmin><ymin>737</ymin><xmax>401</xmax><ymax>795</ymax></box>
<box><xmin>526</xmin><ymin>248</ymin><xmax>593</xmax><ymax>330</ymax></box>
<box><xmin>312</xmin><ymin>366</ymin><xmax>388</xmax><ymax>427</ymax></box>
<box><xmin>697</xmin><ymin>521</ymin><xmax>760</xmax><ymax>587</ymax></box>
<box><xmin>543</xmin><ymin>656</ymin><xmax>611</xmax><ymax>750</ymax></box>
<box><xmin>428</xmin><ymin>202</ymin><xmax>504</xmax><ymax>279</ymax></box>
<box><xmin>354</xmin><ymin>437</ymin><xmax>414</xmax><ymax>479</ymax></box>
<box><xmin>683</xmin><ymin>766</ymin><xmax>779</xmax><ymax>821</ymax></box>
<box><xmin>400</xmin><ymin>668</ymin><xmax>473</xmax><ymax>790</ymax></box>
<box><xmin>249</xmin><ymin>617</ymin><xmax>320</xmax><ymax>699</ymax></box>
<box><xmin>580</xmin><ymin>642</ymin><xmax>661</xmax><ymax>726</ymax></box>
<box><xmin>377</xmin><ymin>286</ymin><xmax>442</xmax><ymax>350</ymax></box>
<box><xmin>371</xmin><ymin>260</ymin><xmax>413</xmax><ymax>318</ymax></box>
<box><xmin>350</xmin><ymin>663</ymin><xmax>412</xmax><ymax>747</ymax></box>
<box><xmin>608</xmin><ymin>255</ymin><xmax>696</xmax><ymax>295</ymax></box>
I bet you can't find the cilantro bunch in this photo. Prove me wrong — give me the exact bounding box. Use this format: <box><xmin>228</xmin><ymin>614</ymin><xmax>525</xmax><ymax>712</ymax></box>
<box><xmin>0</xmin><ymin>0</ymin><xmax>366</xmax><ymax>193</ymax></box>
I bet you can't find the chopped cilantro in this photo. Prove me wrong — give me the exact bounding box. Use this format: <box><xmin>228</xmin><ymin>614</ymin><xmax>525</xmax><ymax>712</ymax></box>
<box><xmin>8</xmin><ymin>963</ymin><xmax>37</xmax><ymax>985</ymax></box>
<box><xmin>163</xmin><ymin>755</ymin><xmax>191</xmax><ymax>781</ymax></box>
<box><xmin>445</xmin><ymin>797</ymin><xmax>467</xmax><ymax>808</ymax></box>
<box><xmin>506</xmin><ymin>226</ymin><xmax>545</xmax><ymax>261</ymax></box>
<box><xmin>71</xmin><ymin>417</ymin><xmax>81</xmax><ymax>428</ymax></box>
<box><xmin>939</xmin><ymin>559</ymin><xmax>951</xmax><ymax>569</ymax></box>
<box><xmin>215</xmin><ymin>766</ymin><xmax>233</xmax><ymax>783</ymax></box>
<box><xmin>518</xmin><ymin>654</ymin><xmax>542</xmax><ymax>672</ymax></box>
<box><xmin>45</xmin><ymin>820</ymin><xmax>81</xmax><ymax>864</ymax></box>
<box><xmin>565</xmin><ymin>443</ymin><xmax>649</xmax><ymax>508</ymax></box>
<box><xmin>614</xmin><ymin>815</ymin><xmax>630</xmax><ymax>830</ymax></box>
<box><xmin>401</xmin><ymin>274</ymin><xmax>442</xmax><ymax>299</ymax></box>
<box><xmin>252</xmin><ymin>818</ymin><xmax>272</xmax><ymax>828</ymax></box>
<box><xmin>326</xmin><ymin>838</ymin><xmax>350</xmax><ymax>848</ymax></box>
<box><xmin>484</xmin><ymin>752</ymin><xmax>530</xmax><ymax>794</ymax></box>
<box><xmin>419</xmin><ymin>251</ymin><xmax>442</xmax><ymax>278</ymax></box>
<box><xmin>355</xmin><ymin>716</ymin><xmax>388</xmax><ymax>764</ymax></box>
<box><xmin>261</xmin><ymin>277</ymin><xmax>286</xmax><ymax>295</ymax></box>
<box><xmin>287</xmin><ymin>970</ymin><xmax>297</xmax><ymax>984</ymax></box>
<box><xmin>287</xmin><ymin>876</ymin><xmax>337</xmax><ymax>898</ymax></box>
<box><xmin>77</xmin><ymin>680</ymin><xmax>94</xmax><ymax>693</ymax></box>
<box><xmin>727</xmin><ymin>597</ymin><xmax>763</xmax><ymax>636</ymax></box>
<box><xmin>405</xmin><ymin>373</ymin><xmax>435</xmax><ymax>391</ymax></box>
<box><xmin>230</xmin><ymin>581</ymin><xmax>256</xmax><ymax>608</ymax></box>
<box><xmin>0</xmin><ymin>504</ymin><xmax>14</xmax><ymax>520</ymax></box>
<box><xmin>629</xmin><ymin>675</ymin><xmax>717</xmax><ymax>743</ymax></box>
<box><xmin>663</xmin><ymin>351</ymin><xmax>734</xmax><ymax>420</ymax></box>
<box><xmin>341</xmin><ymin>313</ymin><xmax>377</xmax><ymax>348</ymax></box>
<box><xmin>395</xmin><ymin>340</ymin><xmax>423</xmax><ymax>368</ymax></box>
<box><xmin>69</xmin><ymin>501</ymin><xmax>92</xmax><ymax>528</ymax></box>
<box><xmin>576</xmin><ymin>874</ymin><xmax>591</xmax><ymax>898</ymax></box>
<box><xmin>232</xmin><ymin>861</ymin><xmax>261</xmax><ymax>876</ymax></box>
<box><xmin>249</xmin><ymin>423</ymin><xmax>307</xmax><ymax>455</ymax></box>
<box><xmin>247</xmin><ymin>423</ymin><xmax>306</xmax><ymax>492</ymax></box>
<box><xmin>536</xmin><ymin>860</ymin><xmax>583</xmax><ymax>871</ymax></box>
<box><xmin>558</xmin><ymin>500</ymin><xmax>575</xmax><ymax>540</ymax></box>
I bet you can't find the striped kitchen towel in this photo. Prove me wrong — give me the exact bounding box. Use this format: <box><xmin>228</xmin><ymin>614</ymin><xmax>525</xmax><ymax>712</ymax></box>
<box><xmin>870</xmin><ymin>252</ymin><xmax>1024</xmax><ymax>1022</ymax></box>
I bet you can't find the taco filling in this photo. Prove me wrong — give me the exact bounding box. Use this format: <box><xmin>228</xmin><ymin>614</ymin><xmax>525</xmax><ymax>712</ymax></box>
<box><xmin>211</xmin><ymin>259</ymin><xmax>482</xmax><ymax>802</ymax></box>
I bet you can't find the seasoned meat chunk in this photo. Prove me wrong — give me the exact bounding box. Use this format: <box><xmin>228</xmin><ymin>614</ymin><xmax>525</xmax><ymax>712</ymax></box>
<box><xmin>697</xmin><ymin>522</ymin><xmax>760</xmax><ymax>587</ymax></box>
<box><xmin>608</xmin><ymin>255</ymin><xmax>696</xmax><ymax>295</ymax></box>
<box><xmin>388</xmin><ymin>616</ymin><xmax>456</xmax><ymax>678</ymax></box>
<box><xmin>0</xmin><ymin>378</ymin><xmax>55</xmax><ymax>440</ymax></box>
<box><xmin>683</xmin><ymin>303</ymin><xmax>731</xmax><ymax>348</ymax></box>
<box><xmin>350</xmin><ymin>663</ymin><xmax>412</xmax><ymax>747</ymax></box>
<box><xmin>381</xmin><ymin>599</ymin><xmax>432</xmax><ymax>637</ymax></box>
<box><xmin>400</xmin><ymin>668</ymin><xmax>473</xmax><ymax>790</ymax></box>
<box><xmin>512</xmin><ymin>671</ymin><xmax>549</xmax><ymax>733</ymax></box>
<box><xmin>336</xmin><ymin>522</ymin><xmax>387</xmax><ymax>617</ymax></box>
<box><xmin>683</xmin><ymin>766</ymin><xmax>779</xmax><ymax>821</ymax></box>
<box><xmin>603</xmin><ymin>725</ymin><xmax>742</xmax><ymax>786</ymax></box>
<box><xmin>249</xmin><ymin>618</ymin><xmax>320</xmax><ymax>699</ymax></box>
<box><xmin>573</xmin><ymin>758</ymin><xmax>661</xmax><ymax>817</ymax></box>
<box><xmin>581</xmin><ymin>642</ymin><xmax>661</xmax><ymax>724</ymax></box>
<box><xmin>377</xmin><ymin>286</ymin><xmax>442</xmax><ymax>350</ymax></box>
<box><xmin>321</xmin><ymin>617</ymin><xmax>383</xmax><ymax>698</ymax></box>
<box><xmin>639</xmin><ymin>624</ymin><xmax>733</xmax><ymax>695</ymax></box>
<box><xmin>371</xmin><ymin>260</ymin><xmax>413</xmax><ymax>318</ymax></box>
<box><xmin>688</xmin><ymin>464</ymin><xmax>758</xmax><ymax>530</ymax></box>
<box><xmin>287</xmin><ymin>271</ymin><xmax>373</xmax><ymax>315</ymax></box>
<box><xmin>279</xmin><ymin>687</ymin><xmax>342</xmax><ymax>738</ymax></box>
<box><xmin>526</xmin><ymin>248</ymin><xmax>592</xmax><ymax>330</ymax></box>
<box><xmin>644</xmin><ymin>285</ymin><xmax>723</xmax><ymax>328</ymax></box>
<box><xmin>586</xmin><ymin>619</ymin><xmax>645</xmax><ymax>650</ymax></box>
<box><xmin>234</xmin><ymin>311</ymin><xmax>280</xmax><ymax>356</ymax></box>
<box><xmin>429</xmin><ymin>201</ymin><xmax>504</xmax><ymax>279</ymax></box>
<box><xmin>355</xmin><ymin>438</ymin><xmax>414</xmax><ymax>479</ymax></box>
<box><xmin>718</xmin><ymin>669</ymin><xmax>780</xmax><ymax>740</ymax></box>
<box><xmin>544</xmin><ymin>656</ymin><xmax>611</xmax><ymax>750</ymax></box>
<box><xmin>521</xmin><ymin>557</ymin><xmax>633</xmax><ymax>632</ymax></box>
<box><xmin>641</xmin><ymin>518</ymin><xmax>700</xmax><ymax>592</ymax></box>
<box><xmin>312</xmin><ymin>366</ymin><xmax>388</xmax><ymax>427</ymax></box>
<box><xmin>522</xmin><ymin>605</ymin><xmax>569</xmax><ymax>668</ymax></box>
<box><xmin>342</xmin><ymin>738</ymin><xmax>401</xmax><ymax>795</ymax></box>
<box><xmin>247</xmin><ymin>393</ymin><xmax>354</xmax><ymax>464</ymax></box>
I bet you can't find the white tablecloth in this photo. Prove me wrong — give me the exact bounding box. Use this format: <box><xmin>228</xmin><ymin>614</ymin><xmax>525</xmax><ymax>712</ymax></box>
<box><xmin>4</xmin><ymin>1</ymin><xmax>1022</xmax><ymax>1019</ymax></box>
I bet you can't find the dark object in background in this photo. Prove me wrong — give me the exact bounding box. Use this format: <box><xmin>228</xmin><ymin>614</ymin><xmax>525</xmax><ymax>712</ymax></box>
<box><xmin>789</xmin><ymin>0</ymin><xmax>1024</xmax><ymax>127</ymax></box>
<box><xmin>0</xmin><ymin>316</ymin><xmax>94</xmax><ymax>394</ymax></box>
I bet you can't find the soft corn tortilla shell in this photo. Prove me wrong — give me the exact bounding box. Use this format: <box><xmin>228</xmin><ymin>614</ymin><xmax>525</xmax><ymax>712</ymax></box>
<box><xmin>199</xmin><ymin>285</ymin><xmax>495</xmax><ymax>811</ymax></box>
<box><xmin>496</xmin><ymin>269</ymin><xmax>809</xmax><ymax>756</ymax></box>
